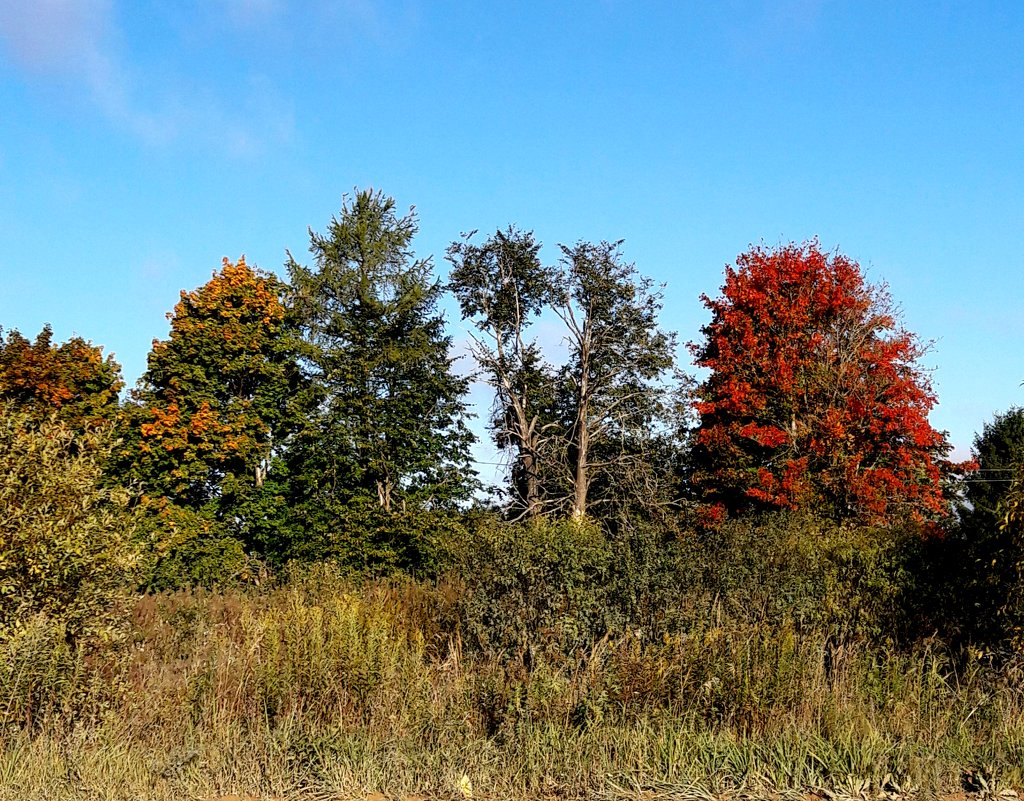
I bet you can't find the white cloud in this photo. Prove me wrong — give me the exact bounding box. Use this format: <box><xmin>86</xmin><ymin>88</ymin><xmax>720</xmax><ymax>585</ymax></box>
<box><xmin>0</xmin><ymin>0</ymin><xmax>166</xmax><ymax>141</ymax></box>
<box><xmin>0</xmin><ymin>0</ymin><xmax>293</xmax><ymax>154</ymax></box>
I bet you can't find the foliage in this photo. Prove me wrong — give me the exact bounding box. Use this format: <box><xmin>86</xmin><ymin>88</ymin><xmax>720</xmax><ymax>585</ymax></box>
<box><xmin>690</xmin><ymin>241</ymin><xmax>951</xmax><ymax>524</ymax></box>
<box><xmin>967</xmin><ymin>407</ymin><xmax>1024</xmax><ymax>524</ymax></box>
<box><xmin>288</xmin><ymin>503</ymin><xmax>469</xmax><ymax>576</ymax></box>
<box><xmin>450</xmin><ymin>516</ymin><xmax>613</xmax><ymax>662</ymax></box>
<box><xmin>552</xmin><ymin>240</ymin><xmax>679</xmax><ymax>519</ymax></box>
<box><xmin>3</xmin><ymin>570</ymin><xmax>1024</xmax><ymax>800</ymax></box>
<box><xmin>136</xmin><ymin>500</ymin><xmax>255</xmax><ymax>591</ymax></box>
<box><xmin>286</xmin><ymin>189</ymin><xmax>475</xmax><ymax>565</ymax></box>
<box><xmin>0</xmin><ymin>404</ymin><xmax>140</xmax><ymax>644</ymax></box>
<box><xmin>944</xmin><ymin>407</ymin><xmax>1024</xmax><ymax>645</ymax></box>
<box><xmin>449</xmin><ymin>231</ymin><xmax>680</xmax><ymax>521</ymax></box>
<box><xmin>118</xmin><ymin>256</ymin><xmax>299</xmax><ymax>573</ymax></box>
<box><xmin>689</xmin><ymin>510</ymin><xmax>925</xmax><ymax>642</ymax></box>
<box><xmin>0</xmin><ymin>324</ymin><xmax>123</xmax><ymax>430</ymax></box>
<box><xmin>447</xmin><ymin>227</ymin><xmax>559</xmax><ymax>518</ymax></box>
<box><xmin>997</xmin><ymin>461</ymin><xmax>1024</xmax><ymax>650</ymax></box>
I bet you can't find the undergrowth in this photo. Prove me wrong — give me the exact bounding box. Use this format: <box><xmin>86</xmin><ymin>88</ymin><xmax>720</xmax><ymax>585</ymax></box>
<box><xmin>2</xmin><ymin>553</ymin><xmax>1022</xmax><ymax>801</ymax></box>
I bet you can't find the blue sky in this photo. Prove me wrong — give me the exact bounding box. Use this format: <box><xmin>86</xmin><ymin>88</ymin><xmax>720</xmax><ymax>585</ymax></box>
<box><xmin>1</xmin><ymin>0</ymin><xmax>1022</xmax><ymax>475</ymax></box>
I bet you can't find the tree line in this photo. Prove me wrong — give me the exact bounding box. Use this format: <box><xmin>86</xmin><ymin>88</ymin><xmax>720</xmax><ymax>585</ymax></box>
<box><xmin>2</xmin><ymin>188</ymin><xmax>1023</xmax><ymax>651</ymax></box>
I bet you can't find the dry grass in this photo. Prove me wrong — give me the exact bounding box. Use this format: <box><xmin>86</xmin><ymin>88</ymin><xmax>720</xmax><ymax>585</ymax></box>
<box><xmin>2</xmin><ymin>566</ymin><xmax>1023</xmax><ymax>801</ymax></box>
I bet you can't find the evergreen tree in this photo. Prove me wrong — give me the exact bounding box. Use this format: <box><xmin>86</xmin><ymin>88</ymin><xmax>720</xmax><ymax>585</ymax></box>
<box><xmin>956</xmin><ymin>408</ymin><xmax>1024</xmax><ymax>643</ymax></box>
<box><xmin>286</xmin><ymin>190</ymin><xmax>474</xmax><ymax>569</ymax></box>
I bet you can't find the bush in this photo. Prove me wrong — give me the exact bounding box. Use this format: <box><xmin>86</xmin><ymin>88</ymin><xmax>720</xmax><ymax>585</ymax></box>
<box><xmin>137</xmin><ymin>500</ymin><xmax>254</xmax><ymax>591</ymax></box>
<box><xmin>449</xmin><ymin>516</ymin><xmax>613</xmax><ymax>663</ymax></box>
<box><xmin>690</xmin><ymin>511</ymin><xmax>921</xmax><ymax>641</ymax></box>
<box><xmin>0</xmin><ymin>405</ymin><xmax>140</xmax><ymax>644</ymax></box>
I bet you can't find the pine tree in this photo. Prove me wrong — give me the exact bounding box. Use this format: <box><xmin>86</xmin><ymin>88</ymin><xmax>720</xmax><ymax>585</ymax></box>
<box><xmin>286</xmin><ymin>190</ymin><xmax>474</xmax><ymax>569</ymax></box>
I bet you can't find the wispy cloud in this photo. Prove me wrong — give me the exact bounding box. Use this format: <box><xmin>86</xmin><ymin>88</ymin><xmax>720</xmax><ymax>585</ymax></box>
<box><xmin>0</xmin><ymin>0</ymin><xmax>167</xmax><ymax>141</ymax></box>
<box><xmin>0</xmin><ymin>0</ymin><xmax>293</xmax><ymax>155</ymax></box>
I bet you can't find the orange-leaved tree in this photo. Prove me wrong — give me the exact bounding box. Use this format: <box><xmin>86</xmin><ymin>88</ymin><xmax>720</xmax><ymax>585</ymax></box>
<box><xmin>119</xmin><ymin>257</ymin><xmax>300</xmax><ymax>581</ymax></box>
<box><xmin>689</xmin><ymin>241</ymin><xmax>952</xmax><ymax>525</ymax></box>
<box><xmin>0</xmin><ymin>325</ymin><xmax>123</xmax><ymax>429</ymax></box>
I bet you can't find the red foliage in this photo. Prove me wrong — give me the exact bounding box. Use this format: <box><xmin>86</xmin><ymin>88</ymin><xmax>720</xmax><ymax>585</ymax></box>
<box><xmin>690</xmin><ymin>241</ymin><xmax>952</xmax><ymax>524</ymax></box>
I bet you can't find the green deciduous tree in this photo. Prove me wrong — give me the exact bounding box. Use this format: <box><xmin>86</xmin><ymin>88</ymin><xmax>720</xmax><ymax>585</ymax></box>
<box><xmin>450</xmin><ymin>230</ymin><xmax>679</xmax><ymax>523</ymax></box>
<box><xmin>966</xmin><ymin>408</ymin><xmax>1024</xmax><ymax>527</ymax></box>
<box><xmin>553</xmin><ymin>241</ymin><xmax>678</xmax><ymax>520</ymax></box>
<box><xmin>286</xmin><ymin>189</ymin><xmax>475</xmax><ymax>569</ymax></box>
<box><xmin>118</xmin><ymin>256</ymin><xmax>300</xmax><ymax>580</ymax></box>
<box><xmin>447</xmin><ymin>227</ymin><xmax>559</xmax><ymax>519</ymax></box>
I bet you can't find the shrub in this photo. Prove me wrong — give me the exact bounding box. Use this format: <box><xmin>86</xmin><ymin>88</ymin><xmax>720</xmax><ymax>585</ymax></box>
<box><xmin>0</xmin><ymin>404</ymin><xmax>140</xmax><ymax>644</ymax></box>
<box><xmin>136</xmin><ymin>500</ymin><xmax>253</xmax><ymax>591</ymax></box>
<box><xmin>450</xmin><ymin>516</ymin><xmax>613</xmax><ymax>663</ymax></box>
<box><xmin>691</xmin><ymin>510</ymin><xmax>920</xmax><ymax>641</ymax></box>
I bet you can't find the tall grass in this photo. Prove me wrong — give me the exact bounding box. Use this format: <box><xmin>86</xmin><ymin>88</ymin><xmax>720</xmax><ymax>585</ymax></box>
<box><xmin>2</xmin><ymin>560</ymin><xmax>1022</xmax><ymax>801</ymax></box>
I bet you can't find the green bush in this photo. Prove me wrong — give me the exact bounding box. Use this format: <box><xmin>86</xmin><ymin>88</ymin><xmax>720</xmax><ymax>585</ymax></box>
<box><xmin>690</xmin><ymin>511</ymin><xmax>920</xmax><ymax>641</ymax></box>
<box><xmin>450</xmin><ymin>516</ymin><xmax>613</xmax><ymax>662</ymax></box>
<box><xmin>0</xmin><ymin>405</ymin><xmax>140</xmax><ymax>644</ymax></box>
<box><xmin>137</xmin><ymin>501</ymin><xmax>254</xmax><ymax>591</ymax></box>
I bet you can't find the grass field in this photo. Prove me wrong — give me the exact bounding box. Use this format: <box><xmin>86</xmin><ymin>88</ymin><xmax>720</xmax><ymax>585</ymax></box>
<box><xmin>3</xmin><ymin>564</ymin><xmax>1023</xmax><ymax>801</ymax></box>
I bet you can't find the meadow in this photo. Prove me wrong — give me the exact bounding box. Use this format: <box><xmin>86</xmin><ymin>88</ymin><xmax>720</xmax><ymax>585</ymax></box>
<box><xmin>3</xmin><ymin>516</ymin><xmax>1022</xmax><ymax>801</ymax></box>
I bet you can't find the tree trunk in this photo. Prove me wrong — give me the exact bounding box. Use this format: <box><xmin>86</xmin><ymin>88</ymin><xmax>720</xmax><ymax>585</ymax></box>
<box><xmin>573</xmin><ymin>421</ymin><xmax>588</xmax><ymax>520</ymax></box>
<box><xmin>377</xmin><ymin>478</ymin><xmax>392</xmax><ymax>512</ymax></box>
<box><xmin>509</xmin><ymin>395</ymin><xmax>543</xmax><ymax>519</ymax></box>
<box><xmin>521</xmin><ymin>449</ymin><xmax>543</xmax><ymax>518</ymax></box>
<box><xmin>572</xmin><ymin>347</ymin><xmax>590</xmax><ymax>520</ymax></box>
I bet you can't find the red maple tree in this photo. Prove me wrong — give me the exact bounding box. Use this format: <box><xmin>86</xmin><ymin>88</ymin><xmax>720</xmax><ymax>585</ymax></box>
<box><xmin>690</xmin><ymin>241</ymin><xmax>954</xmax><ymax>524</ymax></box>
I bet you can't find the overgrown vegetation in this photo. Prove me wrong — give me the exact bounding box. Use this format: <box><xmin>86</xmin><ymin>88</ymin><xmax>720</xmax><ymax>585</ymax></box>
<box><xmin>3</xmin><ymin>192</ymin><xmax>1024</xmax><ymax>798</ymax></box>
<box><xmin>0</xmin><ymin>406</ymin><xmax>140</xmax><ymax>646</ymax></box>
<box><xmin>1</xmin><ymin>542</ymin><xmax>1023</xmax><ymax>800</ymax></box>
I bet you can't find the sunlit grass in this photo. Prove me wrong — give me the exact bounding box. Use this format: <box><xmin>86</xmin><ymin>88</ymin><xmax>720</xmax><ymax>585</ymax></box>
<box><xmin>2</xmin><ymin>566</ymin><xmax>1022</xmax><ymax>800</ymax></box>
